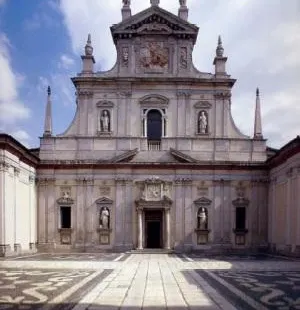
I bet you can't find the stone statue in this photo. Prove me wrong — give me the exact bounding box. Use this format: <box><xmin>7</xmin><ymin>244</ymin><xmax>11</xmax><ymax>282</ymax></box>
<box><xmin>199</xmin><ymin>111</ymin><xmax>208</xmax><ymax>134</ymax></box>
<box><xmin>100</xmin><ymin>110</ymin><xmax>110</xmax><ymax>132</ymax></box>
<box><xmin>100</xmin><ymin>207</ymin><xmax>110</xmax><ymax>229</ymax></box>
<box><xmin>179</xmin><ymin>0</ymin><xmax>187</xmax><ymax>6</ymax></box>
<box><xmin>198</xmin><ymin>207</ymin><xmax>207</xmax><ymax>230</ymax></box>
<box><xmin>123</xmin><ymin>0</ymin><xmax>130</xmax><ymax>5</ymax></box>
<box><xmin>180</xmin><ymin>47</ymin><xmax>187</xmax><ymax>69</ymax></box>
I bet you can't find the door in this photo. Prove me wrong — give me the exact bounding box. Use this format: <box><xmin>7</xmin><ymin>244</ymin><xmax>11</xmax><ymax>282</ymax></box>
<box><xmin>145</xmin><ymin>210</ymin><xmax>162</xmax><ymax>248</ymax></box>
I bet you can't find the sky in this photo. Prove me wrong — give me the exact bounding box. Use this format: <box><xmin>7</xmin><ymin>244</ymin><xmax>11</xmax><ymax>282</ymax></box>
<box><xmin>0</xmin><ymin>0</ymin><xmax>299</xmax><ymax>149</ymax></box>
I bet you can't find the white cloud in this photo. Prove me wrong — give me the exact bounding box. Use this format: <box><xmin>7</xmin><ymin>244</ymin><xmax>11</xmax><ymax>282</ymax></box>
<box><xmin>59</xmin><ymin>0</ymin><xmax>300</xmax><ymax>147</ymax></box>
<box><xmin>59</xmin><ymin>54</ymin><xmax>75</xmax><ymax>69</ymax></box>
<box><xmin>10</xmin><ymin>129</ymin><xmax>31</xmax><ymax>147</ymax></box>
<box><xmin>0</xmin><ymin>33</ymin><xmax>30</xmax><ymax>126</ymax></box>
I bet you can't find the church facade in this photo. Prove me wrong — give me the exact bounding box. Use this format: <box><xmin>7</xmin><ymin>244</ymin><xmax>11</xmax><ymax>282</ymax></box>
<box><xmin>1</xmin><ymin>0</ymin><xmax>299</xmax><ymax>256</ymax></box>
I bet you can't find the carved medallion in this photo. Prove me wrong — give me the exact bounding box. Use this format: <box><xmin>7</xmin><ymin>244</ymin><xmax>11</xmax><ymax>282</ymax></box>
<box><xmin>140</xmin><ymin>42</ymin><xmax>168</xmax><ymax>70</ymax></box>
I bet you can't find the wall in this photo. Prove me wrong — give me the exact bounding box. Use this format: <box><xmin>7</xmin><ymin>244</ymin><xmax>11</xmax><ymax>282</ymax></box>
<box><xmin>269</xmin><ymin>151</ymin><xmax>300</xmax><ymax>256</ymax></box>
<box><xmin>0</xmin><ymin>149</ymin><xmax>37</xmax><ymax>256</ymax></box>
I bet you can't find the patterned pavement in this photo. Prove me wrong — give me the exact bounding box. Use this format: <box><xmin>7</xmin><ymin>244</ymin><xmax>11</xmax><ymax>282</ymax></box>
<box><xmin>0</xmin><ymin>252</ymin><xmax>299</xmax><ymax>309</ymax></box>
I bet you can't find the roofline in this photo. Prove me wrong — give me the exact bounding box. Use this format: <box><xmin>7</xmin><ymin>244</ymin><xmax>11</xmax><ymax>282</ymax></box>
<box><xmin>0</xmin><ymin>134</ymin><xmax>40</xmax><ymax>166</ymax></box>
<box><xmin>267</xmin><ymin>135</ymin><xmax>300</xmax><ymax>168</ymax></box>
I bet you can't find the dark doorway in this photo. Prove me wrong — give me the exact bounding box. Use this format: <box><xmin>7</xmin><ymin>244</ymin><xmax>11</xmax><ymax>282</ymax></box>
<box><xmin>145</xmin><ymin>210</ymin><xmax>162</xmax><ymax>248</ymax></box>
<box><xmin>147</xmin><ymin>110</ymin><xmax>162</xmax><ymax>140</ymax></box>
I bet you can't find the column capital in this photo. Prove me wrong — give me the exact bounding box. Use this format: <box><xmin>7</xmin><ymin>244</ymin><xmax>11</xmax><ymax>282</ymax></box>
<box><xmin>0</xmin><ymin>161</ymin><xmax>10</xmax><ymax>172</ymax></box>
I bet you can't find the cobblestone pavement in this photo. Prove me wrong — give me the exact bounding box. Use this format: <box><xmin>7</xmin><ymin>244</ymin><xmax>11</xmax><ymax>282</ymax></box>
<box><xmin>0</xmin><ymin>253</ymin><xmax>299</xmax><ymax>309</ymax></box>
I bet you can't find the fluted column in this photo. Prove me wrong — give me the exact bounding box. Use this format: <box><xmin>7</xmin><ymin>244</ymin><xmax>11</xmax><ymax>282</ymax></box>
<box><xmin>165</xmin><ymin>207</ymin><xmax>171</xmax><ymax>250</ymax></box>
<box><xmin>137</xmin><ymin>208</ymin><xmax>143</xmax><ymax>250</ymax></box>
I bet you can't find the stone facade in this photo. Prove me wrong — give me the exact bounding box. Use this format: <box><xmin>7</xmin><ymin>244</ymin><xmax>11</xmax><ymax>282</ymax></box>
<box><xmin>0</xmin><ymin>135</ymin><xmax>38</xmax><ymax>256</ymax></box>
<box><xmin>1</xmin><ymin>2</ymin><xmax>298</xmax><ymax>256</ymax></box>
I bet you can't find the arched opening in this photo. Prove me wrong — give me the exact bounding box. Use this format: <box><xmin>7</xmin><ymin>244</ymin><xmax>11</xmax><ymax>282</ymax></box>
<box><xmin>147</xmin><ymin>109</ymin><xmax>162</xmax><ymax>140</ymax></box>
<box><xmin>147</xmin><ymin>109</ymin><xmax>162</xmax><ymax>150</ymax></box>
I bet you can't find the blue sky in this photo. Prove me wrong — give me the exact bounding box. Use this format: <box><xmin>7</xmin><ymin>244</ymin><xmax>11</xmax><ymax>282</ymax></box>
<box><xmin>0</xmin><ymin>0</ymin><xmax>299</xmax><ymax>148</ymax></box>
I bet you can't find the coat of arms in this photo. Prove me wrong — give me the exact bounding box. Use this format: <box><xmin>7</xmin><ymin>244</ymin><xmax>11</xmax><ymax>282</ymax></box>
<box><xmin>140</xmin><ymin>42</ymin><xmax>168</xmax><ymax>70</ymax></box>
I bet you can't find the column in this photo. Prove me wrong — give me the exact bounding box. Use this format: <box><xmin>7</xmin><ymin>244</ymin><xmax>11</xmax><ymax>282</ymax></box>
<box><xmin>165</xmin><ymin>208</ymin><xmax>171</xmax><ymax>250</ymax></box>
<box><xmin>137</xmin><ymin>208</ymin><xmax>143</xmax><ymax>250</ymax></box>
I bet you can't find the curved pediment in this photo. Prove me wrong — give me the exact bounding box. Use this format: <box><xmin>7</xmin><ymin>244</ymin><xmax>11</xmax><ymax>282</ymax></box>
<box><xmin>96</xmin><ymin>100</ymin><xmax>114</xmax><ymax>108</ymax></box>
<box><xmin>95</xmin><ymin>197</ymin><xmax>113</xmax><ymax>205</ymax></box>
<box><xmin>194</xmin><ymin>101</ymin><xmax>212</xmax><ymax>109</ymax></box>
<box><xmin>194</xmin><ymin>197</ymin><xmax>212</xmax><ymax>206</ymax></box>
<box><xmin>139</xmin><ymin>94</ymin><xmax>169</xmax><ymax>106</ymax></box>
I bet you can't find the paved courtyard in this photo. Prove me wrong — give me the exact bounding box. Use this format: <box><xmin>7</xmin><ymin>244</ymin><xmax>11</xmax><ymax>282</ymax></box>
<box><xmin>0</xmin><ymin>253</ymin><xmax>299</xmax><ymax>309</ymax></box>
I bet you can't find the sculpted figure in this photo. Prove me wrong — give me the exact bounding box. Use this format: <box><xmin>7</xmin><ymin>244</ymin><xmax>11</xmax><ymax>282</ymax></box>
<box><xmin>100</xmin><ymin>207</ymin><xmax>110</xmax><ymax>229</ymax></box>
<box><xmin>198</xmin><ymin>207</ymin><xmax>207</xmax><ymax>230</ymax></box>
<box><xmin>179</xmin><ymin>0</ymin><xmax>187</xmax><ymax>5</ymax></box>
<box><xmin>122</xmin><ymin>47</ymin><xmax>129</xmax><ymax>66</ymax></box>
<box><xmin>199</xmin><ymin>111</ymin><xmax>208</xmax><ymax>134</ymax></box>
<box><xmin>123</xmin><ymin>0</ymin><xmax>130</xmax><ymax>5</ymax></box>
<box><xmin>100</xmin><ymin>110</ymin><xmax>110</xmax><ymax>132</ymax></box>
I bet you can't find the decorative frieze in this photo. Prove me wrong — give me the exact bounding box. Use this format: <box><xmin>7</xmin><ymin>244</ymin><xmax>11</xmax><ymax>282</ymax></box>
<box><xmin>214</xmin><ymin>91</ymin><xmax>231</xmax><ymax>99</ymax></box>
<box><xmin>174</xmin><ymin>177</ymin><xmax>192</xmax><ymax>185</ymax></box>
<box><xmin>37</xmin><ymin>177</ymin><xmax>56</xmax><ymax>186</ymax></box>
<box><xmin>76</xmin><ymin>90</ymin><xmax>93</xmax><ymax>99</ymax></box>
<box><xmin>115</xmin><ymin>177</ymin><xmax>132</xmax><ymax>185</ymax></box>
<box><xmin>194</xmin><ymin>101</ymin><xmax>212</xmax><ymax>109</ymax></box>
<box><xmin>177</xmin><ymin>90</ymin><xmax>191</xmax><ymax>98</ymax></box>
<box><xmin>76</xmin><ymin>177</ymin><xmax>94</xmax><ymax>186</ymax></box>
<box><xmin>0</xmin><ymin>161</ymin><xmax>10</xmax><ymax>172</ymax></box>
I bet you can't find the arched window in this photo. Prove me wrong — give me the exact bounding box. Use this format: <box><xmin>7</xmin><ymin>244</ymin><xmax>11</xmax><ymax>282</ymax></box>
<box><xmin>147</xmin><ymin>109</ymin><xmax>162</xmax><ymax>140</ymax></box>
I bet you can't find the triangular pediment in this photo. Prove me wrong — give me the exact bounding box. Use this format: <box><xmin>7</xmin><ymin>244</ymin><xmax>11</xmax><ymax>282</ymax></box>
<box><xmin>194</xmin><ymin>197</ymin><xmax>212</xmax><ymax>206</ymax></box>
<box><xmin>169</xmin><ymin>148</ymin><xmax>197</xmax><ymax>163</ymax></box>
<box><xmin>111</xmin><ymin>148</ymin><xmax>138</xmax><ymax>163</ymax></box>
<box><xmin>111</xmin><ymin>6</ymin><xmax>198</xmax><ymax>43</ymax></box>
<box><xmin>95</xmin><ymin>197</ymin><xmax>113</xmax><ymax>205</ymax></box>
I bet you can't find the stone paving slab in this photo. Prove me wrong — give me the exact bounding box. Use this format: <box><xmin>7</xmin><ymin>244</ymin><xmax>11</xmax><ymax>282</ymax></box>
<box><xmin>0</xmin><ymin>253</ymin><xmax>300</xmax><ymax>309</ymax></box>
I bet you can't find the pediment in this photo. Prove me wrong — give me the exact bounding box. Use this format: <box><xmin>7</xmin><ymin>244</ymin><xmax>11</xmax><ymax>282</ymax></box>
<box><xmin>194</xmin><ymin>197</ymin><xmax>212</xmax><ymax>206</ymax></box>
<box><xmin>232</xmin><ymin>197</ymin><xmax>250</xmax><ymax>207</ymax></box>
<box><xmin>57</xmin><ymin>197</ymin><xmax>74</xmax><ymax>205</ymax></box>
<box><xmin>95</xmin><ymin>197</ymin><xmax>113</xmax><ymax>205</ymax></box>
<box><xmin>169</xmin><ymin>148</ymin><xmax>197</xmax><ymax>163</ymax></box>
<box><xmin>96</xmin><ymin>100</ymin><xmax>114</xmax><ymax>108</ymax></box>
<box><xmin>111</xmin><ymin>148</ymin><xmax>138</xmax><ymax>163</ymax></box>
<box><xmin>111</xmin><ymin>6</ymin><xmax>198</xmax><ymax>43</ymax></box>
<box><xmin>194</xmin><ymin>101</ymin><xmax>212</xmax><ymax>109</ymax></box>
<box><xmin>140</xmin><ymin>94</ymin><xmax>169</xmax><ymax>106</ymax></box>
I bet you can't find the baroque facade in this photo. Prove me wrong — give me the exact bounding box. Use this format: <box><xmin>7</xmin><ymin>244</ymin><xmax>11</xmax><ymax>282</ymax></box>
<box><xmin>1</xmin><ymin>0</ymin><xmax>299</xmax><ymax>256</ymax></box>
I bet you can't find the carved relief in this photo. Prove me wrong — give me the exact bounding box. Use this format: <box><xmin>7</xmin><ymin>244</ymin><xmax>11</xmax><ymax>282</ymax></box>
<box><xmin>179</xmin><ymin>47</ymin><xmax>187</xmax><ymax>69</ymax></box>
<box><xmin>122</xmin><ymin>46</ymin><xmax>129</xmax><ymax>67</ymax></box>
<box><xmin>99</xmin><ymin>186</ymin><xmax>111</xmax><ymax>197</ymax></box>
<box><xmin>140</xmin><ymin>42</ymin><xmax>168</xmax><ymax>70</ymax></box>
<box><xmin>57</xmin><ymin>186</ymin><xmax>74</xmax><ymax>205</ymax></box>
<box><xmin>139</xmin><ymin>178</ymin><xmax>172</xmax><ymax>201</ymax></box>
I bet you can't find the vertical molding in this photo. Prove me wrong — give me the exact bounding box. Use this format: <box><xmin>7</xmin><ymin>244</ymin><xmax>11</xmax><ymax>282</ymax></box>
<box><xmin>124</xmin><ymin>180</ymin><xmax>133</xmax><ymax>247</ymax></box>
<box><xmin>185</xmin><ymin>93</ymin><xmax>191</xmax><ymax>136</ymax></box>
<box><xmin>115</xmin><ymin>178</ymin><xmax>127</xmax><ymax>247</ymax></box>
<box><xmin>177</xmin><ymin>91</ymin><xmax>186</xmax><ymax>136</ymax></box>
<box><xmin>223</xmin><ymin>181</ymin><xmax>231</xmax><ymax>243</ymax></box>
<box><xmin>213</xmin><ymin>180</ymin><xmax>222</xmax><ymax>243</ymax></box>
<box><xmin>47</xmin><ymin>181</ymin><xmax>55</xmax><ymax>244</ymax></box>
<box><xmin>183</xmin><ymin>179</ymin><xmax>192</xmax><ymax>248</ymax></box>
<box><xmin>86</xmin><ymin>181</ymin><xmax>94</xmax><ymax>245</ymax></box>
<box><xmin>174</xmin><ymin>180</ymin><xmax>183</xmax><ymax>249</ymax></box>
<box><xmin>286</xmin><ymin>173</ymin><xmax>292</xmax><ymax>246</ymax></box>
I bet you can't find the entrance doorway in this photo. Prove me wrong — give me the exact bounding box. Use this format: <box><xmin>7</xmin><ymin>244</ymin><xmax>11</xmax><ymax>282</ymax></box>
<box><xmin>145</xmin><ymin>210</ymin><xmax>162</xmax><ymax>248</ymax></box>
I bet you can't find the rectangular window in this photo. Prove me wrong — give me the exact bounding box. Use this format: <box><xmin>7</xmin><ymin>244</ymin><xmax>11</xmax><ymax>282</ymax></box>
<box><xmin>235</xmin><ymin>207</ymin><xmax>246</xmax><ymax>230</ymax></box>
<box><xmin>60</xmin><ymin>206</ymin><xmax>71</xmax><ymax>228</ymax></box>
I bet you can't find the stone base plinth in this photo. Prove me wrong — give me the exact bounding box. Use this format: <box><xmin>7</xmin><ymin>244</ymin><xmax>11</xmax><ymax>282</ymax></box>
<box><xmin>0</xmin><ymin>244</ymin><xmax>12</xmax><ymax>257</ymax></box>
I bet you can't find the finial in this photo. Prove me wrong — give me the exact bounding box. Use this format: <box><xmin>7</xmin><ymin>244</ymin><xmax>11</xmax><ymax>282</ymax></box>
<box><xmin>47</xmin><ymin>86</ymin><xmax>51</xmax><ymax>96</ymax></box>
<box><xmin>150</xmin><ymin>0</ymin><xmax>160</xmax><ymax>6</ymax></box>
<box><xmin>85</xmin><ymin>33</ymin><xmax>93</xmax><ymax>56</ymax></box>
<box><xmin>254</xmin><ymin>87</ymin><xmax>263</xmax><ymax>139</ymax></box>
<box><xmin>256</xmin><ymin>87</ymin><xmax>259</xmax><ymax>97</ymax></box>
<box><xmin>179</xmin><ymin>0</ymin><xmax>187</xmax><ymax>6</ymax></box>
<box><xmin>216</xmin><ymin>35</ymin><xmax>224</xmax><ymax>57</ymax></box>
<box><xmin>122</xmin><ymin>0</ymin><xmax>130</xmax><ymax>7</ymax></box>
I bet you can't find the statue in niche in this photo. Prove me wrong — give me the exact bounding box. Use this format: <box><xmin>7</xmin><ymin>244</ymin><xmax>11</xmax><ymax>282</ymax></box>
<box><xmin>122</xmin><ymin>47</ymin><xmax>129</xmax><ymax>67</ymax></box>
<box><xmin>197</xmin><ymin>207</ymin><xmax>208</xmax><ymax>230</ymax></box>
<box><xmin>100</xmin><ymin>207</ymin><xmax>110</xmax><ymax>229</ymax></box>
<box><xmin>198</xmin><ymin>111</ymin><xmax>208</xmax><ymax>134</ymax></box>
<box><xmin>100</xmin><ymin>110</ymin><xmax>110</xmax><ymax>132</ymax></box>
<box><xmin>180</xmin><ymin>47</ymin><xmax>187</xmax><ymax>69</ymax></box>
